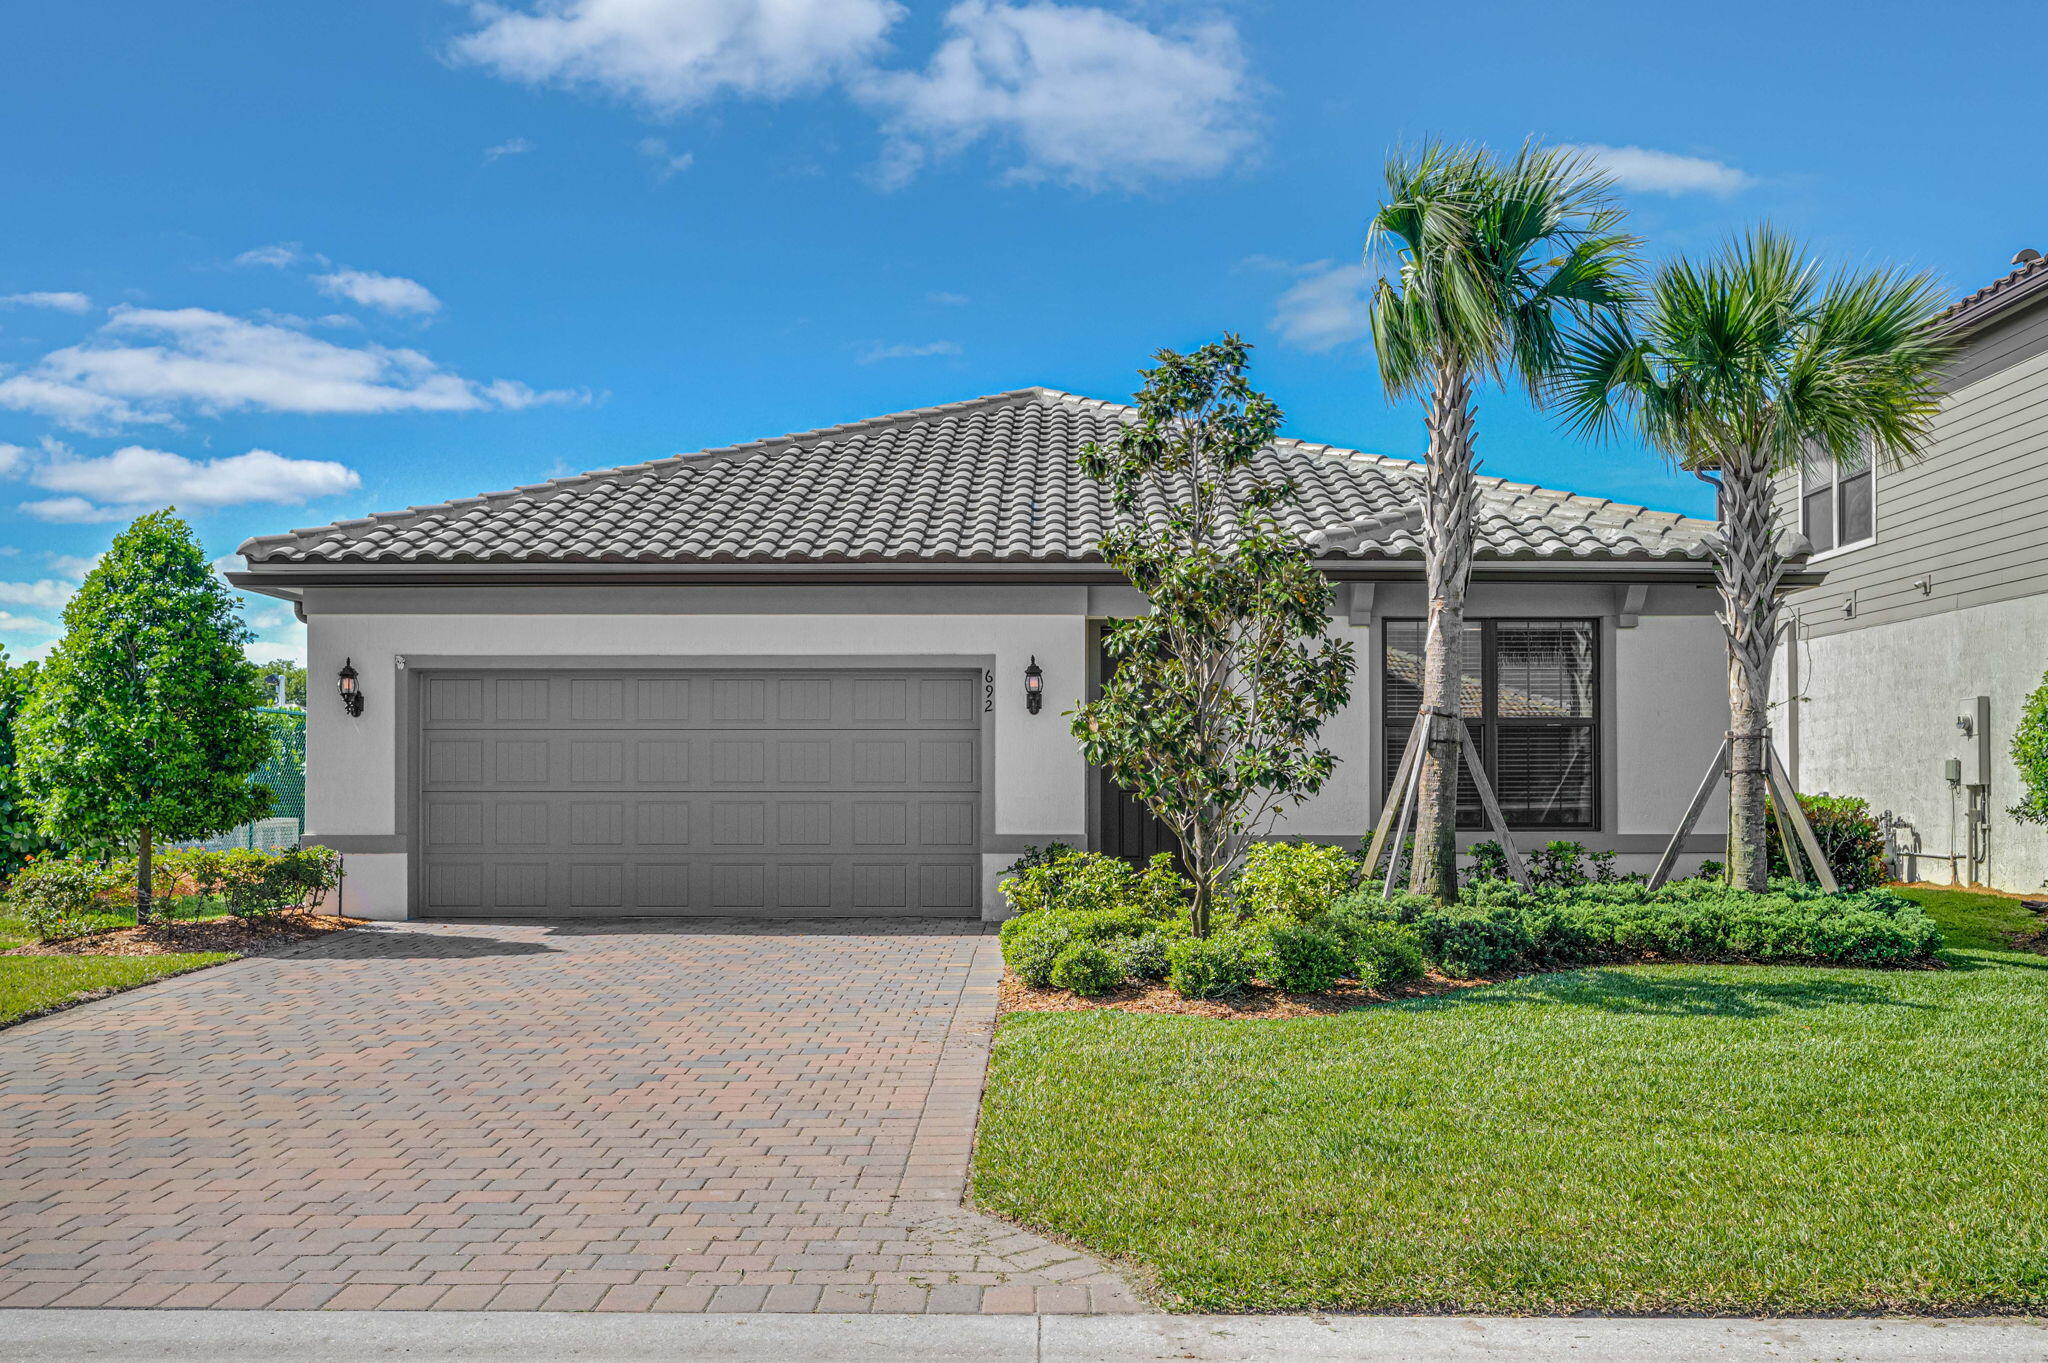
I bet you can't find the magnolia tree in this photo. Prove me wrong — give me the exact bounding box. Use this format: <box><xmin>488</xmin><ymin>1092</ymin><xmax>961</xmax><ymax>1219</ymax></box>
<box><xmin>1072</xmin><ymin>337</ymin><xmax>1355</xmax><ymax>937</ymax></box>
<box><xmin>19</xmin><ymin>511</ymin><xmax>274</xmax><ymax>919</ymax></box>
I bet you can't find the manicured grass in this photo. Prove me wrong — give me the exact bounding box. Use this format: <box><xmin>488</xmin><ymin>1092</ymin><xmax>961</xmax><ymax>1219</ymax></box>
<box><xmin>973</xmin><ymin>888</ymin><xmax>2048</xmax><ymax>1314</ymax></box>
<box><xmin>0</xmin><ymin>951</ymin><xmax>233</xmax><ymax>1026</ymax></box>
<box><xmin>0</xmin><ymin>904</ymin><xmax>240</xmax><ymax>1026</ymax></box>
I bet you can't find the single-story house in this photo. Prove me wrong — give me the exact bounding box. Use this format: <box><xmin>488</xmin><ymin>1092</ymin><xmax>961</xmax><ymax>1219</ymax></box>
<box><xmin>233</xmin><ymin>387</ymin><xmax>1771</xmax><ymax>921</ymax></box>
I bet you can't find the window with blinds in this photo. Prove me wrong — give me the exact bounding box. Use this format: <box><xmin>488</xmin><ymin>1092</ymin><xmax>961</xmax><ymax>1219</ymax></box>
<box><xmin>1382</xmin><ymin>618</ymin><xmax>1599</xmax><ymax>830</ymax></box>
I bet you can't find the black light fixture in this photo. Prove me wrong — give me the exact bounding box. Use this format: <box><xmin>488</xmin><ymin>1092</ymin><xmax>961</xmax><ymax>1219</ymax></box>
<box><xmin>1023</xmin><ymin>656</ymin><xmax>1044</xmax><ymax>714</ymax></box>
<box><xmin>337</xmin><ymin>657</ymin><xmax>364</xmax><ymax>718</ymax></box>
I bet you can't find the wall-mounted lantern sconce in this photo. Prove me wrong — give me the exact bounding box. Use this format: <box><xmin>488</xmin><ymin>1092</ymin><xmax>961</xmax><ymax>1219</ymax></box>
<box><xmin>338</xmin><ymin>657</ymin><xmax>365</xmax><ymax>718</ymax></box>
<box><xmin>1024</xmin><ymin>656</ymin><xmax>1044</xmax><ymax>714</ymax></box>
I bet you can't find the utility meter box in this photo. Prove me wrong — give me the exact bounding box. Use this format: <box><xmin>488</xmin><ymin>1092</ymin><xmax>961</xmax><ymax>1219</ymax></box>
<box><xmin>1965</xmin><ymin>695</ymin><xmax>1992</xmax><ymax>787</ymax></box>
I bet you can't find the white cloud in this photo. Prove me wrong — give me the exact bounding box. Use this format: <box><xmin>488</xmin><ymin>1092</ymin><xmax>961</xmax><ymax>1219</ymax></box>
<box><xmin>45</xmin><ymin>552</ymin><xmax>102</xmax><ymax>579</ymax></box>
<box><xmin>19</xmin><ymin>496</ymin><xmax>121</xmax><ymax>523</ymax></box>
<box><xmin>0</xmin><ymin>306</ymin><xmax>582</xmax><ymax>430</ymax></box>
<box><xmin>1</xmin><ymin>291</ymin><xmax>92</xmax><ymax>313</ymax></box>
<box><xmin>314</xmin><ymin>269</ymin><xmax>443</xmax><ymax>316</ymax></box>
<box><xmin>485</xmin><ymin>136</ymin><xmax>536</xmax><ymax>160</ymax></box>
<box><xmin>0</xmin><ymin>578</ymin><xmax>78</xmax><ymax>609</ymax></box>
<box><xmin>1565</xmin><ymin>143</ymin><xmax>1754</xmax><ymax>196</ymax></box>
<box><xmin>1269</xmin><ymin>260</ymin><xmax>1372</xmax><ymax>353</ymax></box>
<box><xmin>0</xmin><ymin>443</ymin><xmax>22</xmax><ymax>476</ymax></box>
<box><xmin>23</xmin><ymin>446</ymin><xmax>361</xmax><ymax>520</ymax></box>
<box><xmin>858</xmin><ymin>339</ymin><xmax>961</xmax><ymax>363</ymax></box>
<box><xmin>235</xmin><ymin>243</ymin><xmax>310</xmax><ymax>269</ymax></box>
<box><xmin>637</xmin><ymin>136</ymin><xmax>696</xmax><ymax>180</ymax></box>
<box><xmin>451</xmin><ymin>0</ymin><xmax>903</xmax><ymax>113</ymax></box>
<box><xmin>0</xmin><ymin>610</ymin><xmax>59</xmax><ymax>636</ymax></box>
<box><xmin>243</xmin><ymin>628</ymin><xmax>307</xmax><ymax>667</ymax></box>
<box><xmin>861</xmin><ymin>2</ymin><xmax>1256</xmax><ymax>190</ymax></box>
<box><xmin>927</xmin><ymin>290</ymin><xmax>970</xmax><ymax>306</ymax></box>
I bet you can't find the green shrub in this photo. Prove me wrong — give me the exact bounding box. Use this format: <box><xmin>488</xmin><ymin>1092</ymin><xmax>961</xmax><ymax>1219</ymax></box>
<box><xmin>1348</xmin><ymin>919</ymin><xmax>1426</xmax><ymax>989</ymax></box>
<box><xmin>1229</xmin><ymin>842</ymin><xmax>1359</xmax><ymax>923</ymax></box>
<box><xmin>136</xmin><ymin>845</ymin><xmax>344</xmax><ymax>920</ymax></box>
<box><xmin>1459</xmin><ymin>877</ymin><xmax>1943</xmax><ymax>969</ymax></box>
<box><xmin>1767</xmin><ymin>793</ymin><xmax>1890</xmax><ymax>891</ymax></box>
<box><xmin>1259</xmin><ymin>923</ymin><xmax>1351</xmax><ymax>993</ymax></box>
<box><xmin>3</xmin><ymin>855</ymin><xmax>125</xmax><ymax>941</ymax></box>
<box><xmin>1120</xmin><ymin>926</ymin><xmax>1183</xmax><ymax>981</ymax></box>
<box><xmin>1001</xmin><ymin>842</ymin><xmax>1079</xmax><ymax>874</ymax></box>
<box><xmin>1004</xmin><ymin>916</ymin><xmax>1075</xmax><ymax>987</ymax></box>
<box><xmin>1411</xmin><ymin>905</ymin><xmax>1534</xmax><ymax>978</ymax></box>
<box><xmin>1167</xmin><ymin>931</ymin><xmax>1259</xmax><ymax>999</ymax></box>
<box><xmin>2013</xmin><ymin>668</ymin><xmax>2048</xmax><ymax>828</ymax></box>
<box><xmin>1001</xmin><ymin>905</ymin><xmax>1167</xmax><ymax>987</ymax></box>
<box><xmin>1467</xmin><ymin>840</ymin><xmax>1511</xmax><ymax>882</ymax></box>
<box><xmin>998</xmin><ymin>850</ymin><xmax>1187</xmax><ymax>920</ymax></box>
<box><xmin>1049</xmin><ymin>941</ymin><xmax>1127</xmax><ymax>996</ymax></box>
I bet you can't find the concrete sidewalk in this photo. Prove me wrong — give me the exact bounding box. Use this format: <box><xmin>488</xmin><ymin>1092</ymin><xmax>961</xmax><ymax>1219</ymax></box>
<box><xmin>2</xmin><ymin>1311</ymin><xmax>2043</xmax><ymax>1361</ymax></box>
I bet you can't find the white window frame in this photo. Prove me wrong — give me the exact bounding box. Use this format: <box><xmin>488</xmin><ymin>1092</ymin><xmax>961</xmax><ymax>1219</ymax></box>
<box><xmin>1799</xmin><ymin>449</ymin><xmax>1876</xmax><ymax>559</ymax></box>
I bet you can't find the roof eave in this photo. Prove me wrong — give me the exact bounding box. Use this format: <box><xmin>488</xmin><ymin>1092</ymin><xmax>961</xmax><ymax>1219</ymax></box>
<box><xmin>229</xmin><ymin>553</ymin><xmax>1747</xmax><ymax>599</ymax></box>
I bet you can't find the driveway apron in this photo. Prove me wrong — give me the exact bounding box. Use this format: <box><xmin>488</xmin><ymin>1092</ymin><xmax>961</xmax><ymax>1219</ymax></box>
<box><xmin>0</xmin><ymin>920</ymin><xmax>1135</xmax><ymax>1314</ymax></box>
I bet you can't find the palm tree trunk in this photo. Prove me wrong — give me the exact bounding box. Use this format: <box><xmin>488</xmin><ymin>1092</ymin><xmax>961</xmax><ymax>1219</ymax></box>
<box><xmin>1412</xmin><ymin>357</ymin><xmax>1477</xmax><ymax>902</ymax></box>
<box><xmin>1713</xmin><ymin>447</ymin><xmax>1782</xmax><ymax>893</ymax></box>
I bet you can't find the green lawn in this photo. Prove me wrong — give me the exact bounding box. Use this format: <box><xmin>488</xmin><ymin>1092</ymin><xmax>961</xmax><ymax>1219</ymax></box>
<box><xmin>0</xmin><ymin>914</ymin><xmax>233</xmax><ymax>1027</ymax></box>
<box><xmin>972</xmin><ymin>888</ymin><xmax>2048</xmax><ymax>1314</ymax></box>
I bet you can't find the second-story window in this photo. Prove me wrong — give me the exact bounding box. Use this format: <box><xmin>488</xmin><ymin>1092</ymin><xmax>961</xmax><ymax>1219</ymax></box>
<box><xmin>1799</xmin><ymin>446</ymin><xmax>1874</xmax><ymax>553</ymax></box>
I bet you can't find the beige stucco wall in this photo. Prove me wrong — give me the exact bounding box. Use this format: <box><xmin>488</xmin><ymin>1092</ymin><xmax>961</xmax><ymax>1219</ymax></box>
<box><xmin>303</xmin><ymin>580</ymin><xmax>1730</xmax><ymax>919</ymax></box>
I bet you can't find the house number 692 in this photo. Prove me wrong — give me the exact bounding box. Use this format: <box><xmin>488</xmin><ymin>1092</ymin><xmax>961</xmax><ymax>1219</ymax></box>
<box><xmin>984</xmin><ymin>670</ymin><xmax>995</xmax><ymax>712</ymax></box>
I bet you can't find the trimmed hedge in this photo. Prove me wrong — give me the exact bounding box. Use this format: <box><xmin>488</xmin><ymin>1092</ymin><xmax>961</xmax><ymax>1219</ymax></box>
<box><xmin>1333</xmin><ymin>878</ymin><xmax>1943</xmax><ymax>977</ymax></box>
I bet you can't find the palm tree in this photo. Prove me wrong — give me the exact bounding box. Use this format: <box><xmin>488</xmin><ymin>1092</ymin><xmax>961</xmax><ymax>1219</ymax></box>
<box><xmin>1554</xmin><ymin>229</ymin><xmax>1950</xmax><ymax>891</ymax></box>
<box><xmin>1367</xmin><ymin>141</ymin><xmax>1636</xmax><ymax>900</ymax></box>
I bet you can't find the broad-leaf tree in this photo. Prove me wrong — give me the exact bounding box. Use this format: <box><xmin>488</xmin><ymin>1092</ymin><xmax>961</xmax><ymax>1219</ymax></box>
<box><xmin>1555</xmin><ymin>230</ymin><xmax>1949</xmax><ymax>890</ymax></box>
<box><xmin>1366</xmin><ymin>140</ymin><xmax>1635</xmax><ymax>900</ymax></box>
<box><xmin>1073</xmin><ymin>337</ymin><xmax>1355</xmax><ymax>937</ymax></box>
<box><xmin>0</xmin><ymin>652</ymin><xmax>56</xmax><ymax>877</ymax></box>
<box><xmin>252</xmin><ymin>658</ymin><xmax>307</xmax><ymax>707</ymax></box>
<box><xmin>19</xmin><ymin>511</ymin><xmax>274</xmax><ymax>918</ymax></box>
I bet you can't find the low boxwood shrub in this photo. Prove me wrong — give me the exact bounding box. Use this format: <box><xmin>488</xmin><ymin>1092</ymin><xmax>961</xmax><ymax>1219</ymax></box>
<box><xmin>1259</xmin><ymin>922</ymin><xmax>1351</xmax><ymax>993</ymax></box>
<box><xmin>1229</xmin><ymin>842</ymin><xmax>1360</xmax><ymax>924</ymax></box>
<box><xmin>1119</xmin><ymin>926</ymin><xmax>1183</xmax><ymax>981</ymax></box>
<box><xmin>1411</xmin><ymin>905</ymin><xmax>1534</xmax><ymax>979</ymax></box>
<box><xmin>1049</xmin><ymin>941</ymin><xmax>1126</xmax><ymax>996</ymax></box>
<box><xmin>1167</xmin><ymin>931</ymin><xmax>1259</xmax><ymax>999</ymax></box>
<box><xmin>1347</xmin><ymin>919</ymin><xmax>1426</xmax><ymax>989</ymax></box>
<box><xmin>1001</xmin><ymin>905</ymin><xmax>1173</xmax><ymax>988</ymax></box>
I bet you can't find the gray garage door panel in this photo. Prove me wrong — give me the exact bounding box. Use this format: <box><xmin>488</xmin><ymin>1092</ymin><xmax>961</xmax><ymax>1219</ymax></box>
<box><xmin>417</xmin><ymin>668</ymin><xmax>983</xmax><ymax>918</ymax></box>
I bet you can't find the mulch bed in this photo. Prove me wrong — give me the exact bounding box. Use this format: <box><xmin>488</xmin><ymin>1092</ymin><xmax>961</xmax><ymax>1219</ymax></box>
<box><xmin>999</xmin><ymin>970</ymin><xmax>1493</xmax><ymax>1020</ymax></box>
<box><xmin>4</xmin><ymin>912</ymin><xmax>363</xmax><ymax>958</ymax></box>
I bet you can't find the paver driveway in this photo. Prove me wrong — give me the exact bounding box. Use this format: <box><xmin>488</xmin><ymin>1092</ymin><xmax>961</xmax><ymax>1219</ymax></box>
<box><xmin>0</xmin><ymin>920</ymin><xmax>1135</xmax><ymax>1314</ymax></box>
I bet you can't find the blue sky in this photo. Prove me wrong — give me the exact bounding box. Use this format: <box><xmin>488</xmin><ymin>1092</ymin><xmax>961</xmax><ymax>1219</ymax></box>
<box><xmin>2</xmin><ymin>0</ymin><xmax>2041</xmax><ymax>664</ymax></box>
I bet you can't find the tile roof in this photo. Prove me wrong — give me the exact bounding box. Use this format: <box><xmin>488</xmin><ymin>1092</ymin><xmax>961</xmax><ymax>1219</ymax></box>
<box><xmin>238</xmin><ymin>388</ymin><xmax>1717</xmax><ymax>567</ymax></box>
<box><xmin>1939</xmin><ymin>251</ymin><xmax>2048</xmax><ymax>335</ymax></box>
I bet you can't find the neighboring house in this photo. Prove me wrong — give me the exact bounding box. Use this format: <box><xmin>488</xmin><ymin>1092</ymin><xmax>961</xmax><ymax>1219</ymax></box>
<box><xmin>232</xmin><ymin>387</ymin><xmax>1746</xmax><ymax>921</ymax></box>
<box><xmin>1774</xmin><ymin>251</ymin><xmax>2048</xmax><ymax>892</ymax></box>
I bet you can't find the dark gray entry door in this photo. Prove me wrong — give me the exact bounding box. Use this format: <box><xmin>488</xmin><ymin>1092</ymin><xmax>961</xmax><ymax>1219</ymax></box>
<box><xmin>417</xmin><ymin>669</ymin><xmax>982</xmax><ymax>918</ymax></box>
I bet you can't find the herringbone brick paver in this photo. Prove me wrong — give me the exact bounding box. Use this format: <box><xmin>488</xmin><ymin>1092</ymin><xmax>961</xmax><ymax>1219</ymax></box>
<box><xmin>0</xmin><ymin>920</ymin><xmax>1134</xmax><ymax>1312</ymax></box>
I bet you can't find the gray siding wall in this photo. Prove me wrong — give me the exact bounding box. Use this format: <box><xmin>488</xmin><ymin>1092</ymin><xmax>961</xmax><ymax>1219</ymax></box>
<box><xmin>1774</xmin><ymin>295</ymin><xmax>2048</xmax><ymax>640</ymax></box>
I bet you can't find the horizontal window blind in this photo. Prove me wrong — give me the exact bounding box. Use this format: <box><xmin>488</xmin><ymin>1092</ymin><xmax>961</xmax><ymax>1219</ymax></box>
<box><xmin>1382</xmin><ymin>618</ymin><xmax>1598</xmax><ymax>830</ymax></box>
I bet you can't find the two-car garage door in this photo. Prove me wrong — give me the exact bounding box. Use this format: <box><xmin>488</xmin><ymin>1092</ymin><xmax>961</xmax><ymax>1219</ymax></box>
<box><xmin>417</xmin><ymin>669</ymin><xmax>982</xmax><ymax>918</ymax></box>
